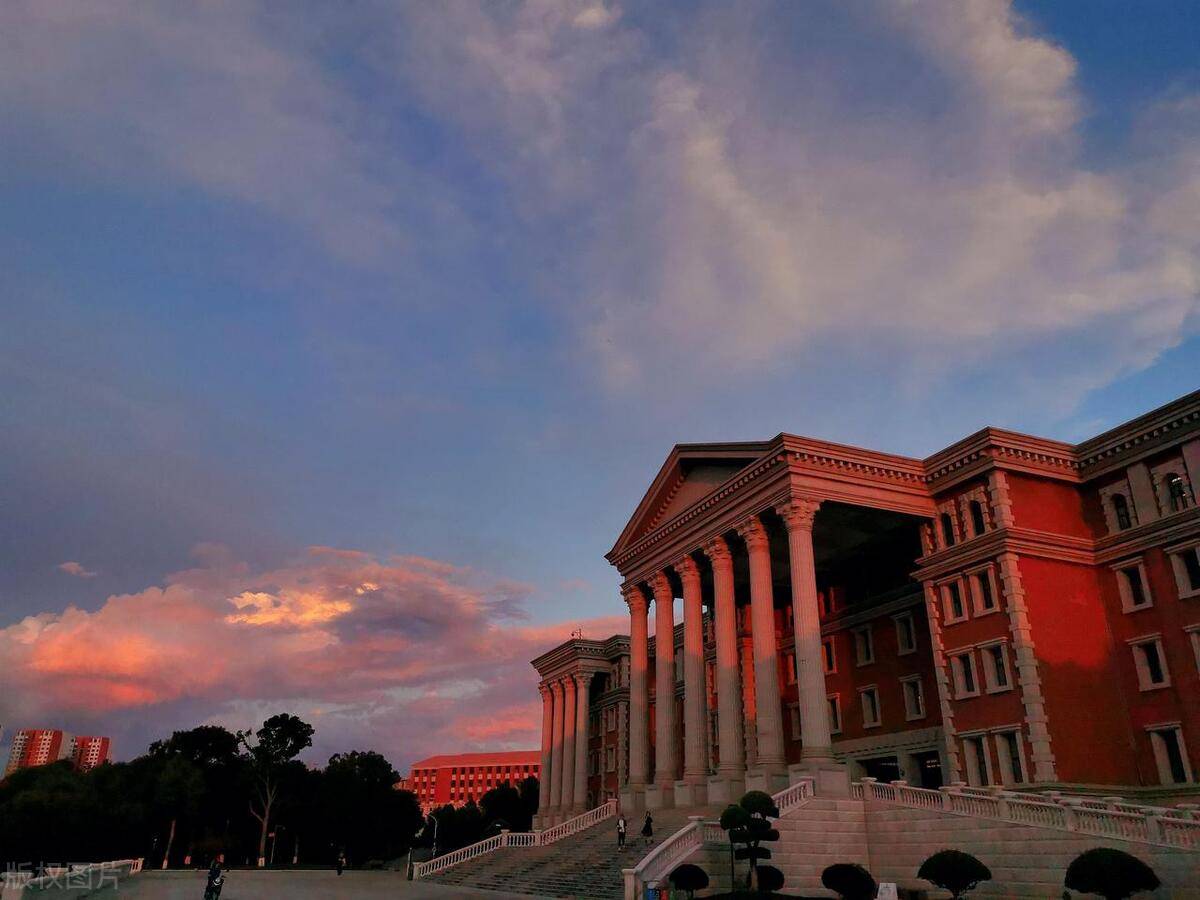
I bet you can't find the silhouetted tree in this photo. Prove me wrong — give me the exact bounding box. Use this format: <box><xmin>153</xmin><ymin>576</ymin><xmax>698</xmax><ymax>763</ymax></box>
<box><xmin>918</xmin><ymin>849</ymin><xmax>992</xmax><ymax>899</ymax></box>
<box><xmin>822</xmin><ymin>862</ymin><xmax>878</xmax><ymax>900</ymax></box>
<box><xmin>236</xmin><ymin>714</ymin><xmax>314</xmax><ymax>865</ymax></box>
<box><xmin>719</xmin><ymin>790</ymin><xmax>781</xmax><ymax>891</ymax></box>
<box><xmin>1064</xmin><ymin>848</ymin><xmax>1160</xmax><ymax>900</ymax></box>
<box><xmin>669</xmin><ymin>862</ymin><xmax>709</xmax><ymax>898</ymax></box>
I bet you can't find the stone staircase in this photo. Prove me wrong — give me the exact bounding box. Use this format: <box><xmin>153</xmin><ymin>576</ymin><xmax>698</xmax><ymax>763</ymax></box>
<box><xmin>427</xmin><ymin>809</ymin><xmax>701</xmax><ymax>899</ymax></box>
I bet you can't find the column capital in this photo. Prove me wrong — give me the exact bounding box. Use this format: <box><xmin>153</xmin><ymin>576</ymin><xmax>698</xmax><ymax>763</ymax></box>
<box><xmin>674</xmin><ymin>555</ymin><xmax>700</xmax><ymax>584</ymax></box>
<box><xmin>539</xmin><ymin>682</ymin><xmax>552</xmax><ymax>699</ymax></box>
<box><xmin>736</xmin><ymin>514</ymin><xmax>770</xmax><ymax>551</ymax></box>
<box><xmin>703</xmin><ymin>534</ymin><xmax>732</xmax><ymax>564</ymax></box>
<box><xmin>550</xmin><ymin>679</ymin><xmax>565</xmax><ymax>697</ymax></box>
<box><xmin>776</xmin><ymin>496</ymin><xmax>822</xmax><ymax>531</ymax></box>
<box><xmin>573</xmin><ymin>671</ymin><xmax>591</xmax><ymax>689</ymax></box>
<box><xmin>649</xmin><ymin>571</ymin><xmax>673</xmax><ymax>603</ymax></box>
<box><xmin>624</xmin><ymin>583</ymin><xmax>649</xmax><ymax>614</ymax></box>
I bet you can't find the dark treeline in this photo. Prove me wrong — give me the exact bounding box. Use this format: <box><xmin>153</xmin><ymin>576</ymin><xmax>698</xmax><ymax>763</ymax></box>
<box><xmin>426</xmin><ymin>777</ymin><xmax>540</xmax><ymax>855</ymax></box>
<box><xmin>0</xmin><ymin>714</ymin><xmax>427</xmax><ymax>869</ymax></box>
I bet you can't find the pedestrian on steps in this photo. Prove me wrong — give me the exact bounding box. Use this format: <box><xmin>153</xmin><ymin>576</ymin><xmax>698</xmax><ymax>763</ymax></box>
<box><xmin>641</xmin><ymin>812</ymin><xmax>653</xmax><ymax>847</ymax></box>
<box><xmin>616</xmin><ymin>814</ymin><xmax>627</xmax><ymax>850</ymax></box>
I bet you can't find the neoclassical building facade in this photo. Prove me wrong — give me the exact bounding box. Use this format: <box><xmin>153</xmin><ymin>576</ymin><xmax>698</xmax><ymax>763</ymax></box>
<box><xmin>533</xmin><ymin>391</ymin><xmax>1200</xmax><ymax>824</ymax></box>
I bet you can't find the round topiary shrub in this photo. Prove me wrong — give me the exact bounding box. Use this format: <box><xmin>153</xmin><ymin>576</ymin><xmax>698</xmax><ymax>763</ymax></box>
<box><xmin>669</xmin><ymin>862</ymin><xmax>710</xmax><ymax>899</ymax></box>
<box><xmin>1064</xmin><ymin>847</ymin><xmax>1160</xmax><ymax>900</ymax></box>
<box><xmin>756</xmin><ymin>864</ymin><xmax>784</xmax><ymax>893</ymax></box>
<box><xmin>917</xmin><ymin>849</ymin><xmax>992</xmax><ymax>898</ymax></box>
<box><xmin>822</xmin><ymin>862</ymin><xmax>878</xmax><ymax>900</ymax></box>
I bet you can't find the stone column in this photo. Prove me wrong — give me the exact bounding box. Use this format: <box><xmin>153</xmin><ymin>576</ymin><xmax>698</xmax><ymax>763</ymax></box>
<box><xmin>650</xmin><ymin>572</ymin><xmax>677</xmax><ymax>808</ymax></box>
<box><xmin>549</xmin><ymin>679</ymin><xmax>565</xmax><ymax>814</ymax></box>
<box><xmin>678</xmin><ymin>556</ymin><xmax>708</xmax><ymax>804</ymax></box>
<box><xmin>705</xmin><ymin>536</ymin><xmax>745</xmax><ymax>802</ymax></box>
<box><xmin>778</xmin><ymin>498</ymin><xmax>835</xmax><ymax>763</ymax></box>
<box><xmin>573</xmin><ymin>673</ymin><xmax>590</xmax><ymax>813</ymax></box>
<box><xmin>537</xmin><ymin>683</ymin><xmax>554</xmax><ymax>825</ymax></box>
<box><xmin>623</xmin><ymin>585</ymin><xmax>650</xmax><ymax>808</ymax></box>
<box><xmin>738</xmin><ymin>515</ymin><xmax>787</xmax><ymax>783</ymax></box>
<box><xmin>560</xmin><ymin>675</ymin><xmax>577</xmax><ymax>814</ymax></box>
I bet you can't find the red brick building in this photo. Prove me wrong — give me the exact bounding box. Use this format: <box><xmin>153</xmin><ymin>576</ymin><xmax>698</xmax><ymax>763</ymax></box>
<box><xmin>4</xmin><ymin>729</ymin><xmax>110</xmax><ymax>776</ymax></box>
<box><xmin>70</xmin><ymin>735</ymin><xmax>112</xmax><ymax>772</ymax></box>
<box><xmin>403</xmin><ymin>751</ymin><xmax>540</xmax><ymax>813</ymax></box>
<box><xmin>533</xmin><ymin>390</ymin><xmax>1200</xmax><ymax>824</ymax></box>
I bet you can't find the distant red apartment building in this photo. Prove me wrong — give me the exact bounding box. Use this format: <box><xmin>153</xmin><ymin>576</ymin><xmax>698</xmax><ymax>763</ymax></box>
<box><xmin>4</xmin><ymin>729</ymin><xmax>112</xmax><ymax>776</ymax></box>
<box><xmin>402</xmin><ymin>751</ymin><xmax>540</xmax><ymax>813</ymax></box>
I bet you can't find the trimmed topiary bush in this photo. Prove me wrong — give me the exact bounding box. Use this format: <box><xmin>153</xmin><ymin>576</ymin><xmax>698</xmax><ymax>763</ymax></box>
<box><xmin>822</xmin><ymin>862</ymin><xmax>878</xmax><ymax>900</ymax></box>
<box><xmin>720</xmin><ymin>790</ymin><xmax>782</xmax><ymax>892</ymax></box>
<box><xmin>669</xmin><ymin>862</ymin><xmax>709</xmax><ymax>899</ymax></box>
<box><xmin>1064</xmin><ymin>847</ymin><xmax>1160</xmax><ymax>900</ymax></box>
<box><xmin>756</xmin><ymin>864</ymin><xmax>784</xmax><ymax>893</ymax></box>
<box><xmin>918</xmin><ymin>849</ymin><xmax>992</xmax><ymax>898</ymax></box>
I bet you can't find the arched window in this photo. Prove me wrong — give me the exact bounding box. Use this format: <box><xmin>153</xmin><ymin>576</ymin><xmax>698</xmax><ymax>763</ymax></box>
<box><xmin>1112</xmin><ymin>493</ymin><xmax>1133</xmax><ymax>530</ymax></box>
<box><xmin>940</xmin><ymin>512</ymin><xmax>956</xmax><ymax>547</ymax></box>
<box><xmin>969</xmin><ymin>500</ymin><xmax>987</xmax><ymax>536</ymax></box>
<box><xmin>1165</xmin><ymin>473</ymin><xmax>1189</xmax><ymax>513</ymax></box>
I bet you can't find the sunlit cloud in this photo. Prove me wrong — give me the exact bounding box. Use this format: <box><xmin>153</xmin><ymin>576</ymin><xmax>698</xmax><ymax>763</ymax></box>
<box><xmin>57</xmin><ymin>561</ymin><xmax>97</xmax><ymax>578</ymax></box>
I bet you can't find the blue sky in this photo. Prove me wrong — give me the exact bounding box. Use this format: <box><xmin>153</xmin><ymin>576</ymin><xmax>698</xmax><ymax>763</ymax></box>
<box><xmin>1</xmin><ymin>1</ymin><xmax>1197</xmax><ymax>766</ymax></box>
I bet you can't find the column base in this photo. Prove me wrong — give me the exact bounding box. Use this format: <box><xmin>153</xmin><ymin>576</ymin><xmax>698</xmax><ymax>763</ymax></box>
<box><xmin>788</xmin><ymin>760</ymin><xmax>851</xmax><ymax>798</ymax></box>
<box><xmin>645</xmin><ymin>782</ymin><xmax>676</xmax><ymax>810</ymax></box>
<box><xmin>619</xmin><ymin>784</ymin><xmax>646</xmax><ymax>813</ymax></box>
<box><xmin>744</xmin><ymin>764</ymin><xmax>790</xmax><ymax>795</ymax></box>
<box><xmin>706</xmin><ymin>772</ymin><xmax>746</xmax><ymax>805</ymax></box>
<box><xmin>674</xmin><ymin>778</ymin><xmax>708</xmax><ymax>808</ymax></box>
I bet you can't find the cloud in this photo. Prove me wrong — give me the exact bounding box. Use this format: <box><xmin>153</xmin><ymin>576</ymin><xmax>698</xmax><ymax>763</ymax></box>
<box><xmin>1</xmin><ymin>547</ymin><xmax>626</xmax><ymax>768</ymax></box>
<box><xmin>57</xmin><ymin>561</ymin><xmax>97</xmax><ymax>578</ymax></box>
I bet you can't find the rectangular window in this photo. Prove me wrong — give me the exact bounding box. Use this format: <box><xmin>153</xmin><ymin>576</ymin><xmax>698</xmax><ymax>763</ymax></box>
<box><xmin>784</xmin><ymin>652</ymin><xmax>797</xmax><ymax>685</ymax></box>
<box><xmin>894</xmin><ymin>612</ymin><xmax>917</xmax><ymax>655</ymax></box>
<box><xmin>970</xmin><ymin>569</ymin><xmax>997</xmax><ymax>613</ymax></box>
<box><xmin>995</xmin><ymin>731</ymin><xmax>1025</xmax><ymax>786</ymax></box>
<box><xmin>969</xmin><ymin>499</ymin><xmax>987</xmax><ymax>537</ymax></box>
<box><xmin>1148</xmin><ymin>726</ymin><xmax>1192</xmax><ymax>784</ymax></box>
<box><xmin>859</xmin><ymin>686</ymin><xmax>881</xmax><ymax>728</ymax></box>
<box><xmin>1130</xmin><ymin>636</ymin><xmax>1170</xmax><ymax>690</ymax></box>
<box><xmin>853</xmin><ymin>626</ymin><xmax>875</xmax><ymax>666</ymax></box>
<box><xmin>827</xmin><ymin>695</ymin><xmax>842</xmax><ymax>735</ymax></box>
<box><xmin>981</xmin><ymin>642</ymin><xmax>1012</xmax><ymax>693</ymax></box>
<box><xmin>1170</xmin><ymin>544</ymin><xmax>1200</xmax><ymax>598</ymax></box>
<box><xmin>822</xmin><ymin>637</ymin><xmax>837</xmax><ymax>674</ymax></box>
<box><xmin>951</xmin><ymin>651</ymin><xmax>979</xmax><ymax>697</ymax></box>
<box><xmin>901</xmin><ymin>676</ymin><xmax>925</xmax><ymax>720</ymax></box>
<box><xmin>942</xmin><ymin>580</ymin><xmax>967</xmax><ymax>623</ymax></box>
<box><xmin>962</xmin><ymin>735</ymin><xmax>990</xmax><ymax>787</ymax></box>
<box><xmin>1187</xmin><ymin>626</ymin><xmax>1200</xmax><ymax>674</ymax></box>
<box><xmin>1115</xmin><ymin>562</ymin><xmax>1152</xmax><ymax>612</ymax></box>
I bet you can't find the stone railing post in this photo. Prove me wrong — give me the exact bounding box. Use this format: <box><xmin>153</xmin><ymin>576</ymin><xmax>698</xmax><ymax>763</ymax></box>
<box><xmin>1146</xmin><ymin>814</ymin><xmax>1164</xmax><ymax>844</ymax></box>
<box><xmin>1175</xmin><ymin>803</ymin><xmax>1198</xmax><ymax>821</ymax></box>
<box><xmin>1061</xmin><ymin>797</ymin><xmax>1082</xmax><ymax>832</ymax></box>
<box><xmin>860</xmin><ymin>776</ymin><xmax>877</xmax><ymax>805</ymax></box>
<box><xmin>623</xmin><ymin>867</ymin><xmax>637</xmax><ymax>900</ymax></box>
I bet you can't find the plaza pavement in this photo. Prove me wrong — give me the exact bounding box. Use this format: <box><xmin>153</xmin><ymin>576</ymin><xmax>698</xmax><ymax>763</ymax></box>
<box><xmin>96</xmin><ymin>869</ymin><xmax>553</xmax><ymax>899</ymax></box>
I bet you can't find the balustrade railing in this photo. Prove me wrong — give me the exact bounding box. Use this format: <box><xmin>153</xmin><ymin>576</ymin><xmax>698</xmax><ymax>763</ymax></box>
<box><xmin>858</xmin><ymin>778</ymin><xmax>1200</xmax><ymax>851</ymax></box>
<box><xmin>412</xmin><ymin>799</ymin><xmax>619</xmax><ymax>880</ymax></box>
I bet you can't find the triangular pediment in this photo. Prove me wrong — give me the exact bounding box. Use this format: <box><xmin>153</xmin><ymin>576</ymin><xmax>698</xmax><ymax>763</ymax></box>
<box><xmin>607</xmin><ymin>441</ymin><xmax>774</xmax><ymax>561</ymax></box>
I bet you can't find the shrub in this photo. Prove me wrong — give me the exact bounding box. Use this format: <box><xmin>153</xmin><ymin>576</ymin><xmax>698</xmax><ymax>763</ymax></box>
<box><xmin>669</xmin><ymin>863</ymin><xmax>709</xmax><ymax>899</ymax></box>
<box><xmin>822</xmin><ymin>862</ymin><xmax>878</xmax><ymax>900</ymax></box>
<box><xmin>756</xmin><ymin>864</ymin><xmax>784</xmax><ymax>893</ymax></box>
<box><xmin>719</xmin><ymin>790</ymin><xmax>782</xmax><ymax>892</ymax></box>
<box><xmin>1064</xmin><ymin>848</ymin><xmax>1160</xmax><ymax>900</ymax></box>
<box><xmin>917</xmin><ymin>849</ymin><xmax>992</xmax><ymax>899</ymax></box>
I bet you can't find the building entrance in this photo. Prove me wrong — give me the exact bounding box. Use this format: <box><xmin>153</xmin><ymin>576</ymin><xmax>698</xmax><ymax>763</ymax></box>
<box><xmin>859</xmin><ymin>755</ymin><xmax>901</xmax><ymax>782</ymax></box>
<box><xmin>912</xmin><ymin>751</ymin><xmax>944</xmax><ymax>789</ymax></box>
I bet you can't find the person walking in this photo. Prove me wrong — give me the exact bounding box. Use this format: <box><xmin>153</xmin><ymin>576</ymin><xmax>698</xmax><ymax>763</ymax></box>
<box><xmin>616</xmin><ymin>814</ymin><xmax>627</xmax><ymax>850</ymax></box>
<box><xmin>336</xmin><ymin>851</ymin><xmax>347</xmax><ymax>876</ymax></box>
<box><xmin>641</xmin><ymin>812</ymin><xmax>654</xmax><ymax>847</ymax></box>
<box><xmin>203</xmin><ymin>855</ymin><xmax>225</xmax><ymax>900</ymax></box>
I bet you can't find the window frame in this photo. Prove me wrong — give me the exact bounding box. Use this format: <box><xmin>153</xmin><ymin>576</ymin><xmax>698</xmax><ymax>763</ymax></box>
<box><xmin>940</xmin><ymin>577</ymin><xmax>969</xmax><ymax>625</ymax></box>
<box><xmin>827</xmin><ymin>694</ymin><xmax>843</xmax><ymax>735</ymax></box>
<box><xmin>822</xmin><ymin>636</ymin><xmax>837</xmax><ymax>674</ymax></box>
<box><xmin>992</xmin><ymin>728</ymin><xmax>1027</xmax><ymax>786</ymax></box>
<box><xmin>1146</xmin><ymin>723</ymin><xmax>1194</xmax><ymax>785</ymax></box>
<box><xmin>900</xmin><ymin>674</ymin><xmax>926</xmax><ymax>721</ymax></box>
<box><xmin>1128</xmin><ymin>634</ymin><xmax>1171</xmax><ymax>691</ymax></box>
<box><xmin>858</xmin><ymin>685</ymin><xmax>882</xmax><ymax>729</ymax></box>
<box><xmin>1167</xmin><ymin>541</ymin><xmax>1200</xmax><ymax>600</ymax></box>
<box><xmin>960</xmin><ymin>732</ymin><xmax>993</xmax><ymax>787</ymax></box>
<box><xmin>1186</xmin><ymin>624</ymin><xmax>1200</xmax><ymax>675</ymax></box>
<box><xmin>1112</xmin><ymin>558</ymin><xmax>1153</xmax><ymax>612</ymax></box>
<box><xmin>893</xmin><ymin>611</ymin><xmax>918</xmax><ymax>656</ymax></box>
<box><xmin>784</xmin><ymin>651</ymin><xmax>797</xmax><ymax>685</ymax></box>
<box><xmin>950</xmin><ymin>649</ymin><xmax>980</xmax><ymax>698</ymax></box>
<box><xmin>937</xmin><ymin>506</ymin><xmax>960</xmax><ymax>548</ymax></box>
<box><xmin>979</xmin><ymin>640</ymin><xmax>1013</xmax><ymax>694</ymax></box>
<box><xmin>967</xmin><ymin>564</ymin><xmax>1001</xmax><ymax>616</ymax></box>
<box><xmin>853</xmin><ymin>625</ymin><xmax>875</xmax><ymax>667</ymax></box>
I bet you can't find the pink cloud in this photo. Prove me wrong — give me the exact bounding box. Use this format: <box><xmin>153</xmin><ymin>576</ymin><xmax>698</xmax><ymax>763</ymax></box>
<box><xmin>3</xmin><ymin>547</ymin><xmax>625</xmax><ymax>767</ymax></box>
<box><xmin>57</xmin><ymin>560</ymin><xmax>97</xmax><ymax>578</ymax></box>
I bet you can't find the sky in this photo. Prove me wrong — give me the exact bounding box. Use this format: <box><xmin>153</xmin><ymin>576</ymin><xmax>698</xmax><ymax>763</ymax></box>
<box><xmin>1</xmin><ymin>0</ymin><xmax>1198</xmax><ymax>772</ymax></box>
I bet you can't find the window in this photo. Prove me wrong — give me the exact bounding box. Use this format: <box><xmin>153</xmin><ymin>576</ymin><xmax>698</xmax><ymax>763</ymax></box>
<box><xmin>605</xmin><ymin>747</ymin><xmax>616</xmax><ymax>772</ymax></box>
<box><xmin>1169</xmin><ymin>544</ymin><xmax>1200</xmax><ymax>598</ymax></box>
<box><xmin>1115</xmin><ymin>562</ymin><xmax>1152</xmax><ymax>612</ymax></box>
<box><xmin>1112</xmin><ymin>493</ymin><xmax>1133</xmax><ymax>530</ymax></box>
<box><xmin>784</xmin><ymin>652</ymin><xmax>797</xmax><ymax>685</ymax></box>
<box><xmin>970</xmin><ymin>568</ymin><xmax>998</xmax><ymax>614</ymax></box>
<box><xmin>940</xmin><ymin>512</ymin><xmax>957</xmax><ymax>547</ymax></box>
<box><xmin>901</xmin><ymin>676</ymin><xmax>925</xmax><ymax>720</ymax></box>
<box><xmin>788</xmin><ymin>704</ymin><xmax>800</xmax><ymax>739</ymax></box>
<box><xmin>994</xmin><ymin>731</ymin><xmax>1025</xmax><ymax>786</ymax></box>
<box><xmin>827</xmin><ymin>695</ymin><xmax>842</xmax><ymax>734</ymax></box>
<box><xmin>950</xmin><ymin>651</ymin><xmax>979</xmax><ymax>697</ymax></box>
<box><xmin>1187</xmin><ymin>625</ymin><xmax>1200</xmax><ymax>674</ymax></box>
<box><xmin>980</xmin><ymin>642</ymin><xmax>1012</xmax><ymax>693</ymax></box>
<box><xmin>969</xmin><ymin>500</ymin><xmax>987</xmax><ymax>536</ymax></box>
<box><xmin>853</xmin><ymin>626</ymin><xmax>875</xmax><ymax>666</ymax></box>
<box><xmin>859</xmin><ymin>686</ymin><xmax>881</xmax><ymax>728</ymax></box>
<box><xmin>894</xmin><ymin>612</ymin><xmax>917</xmax><ymax>655</ymax></box>
<box><xmin>1165</xmin><ymin>473</ymin><xmax>1190</xmax><ymax>513</ymax></box>
<box><xmin>819</xmin><ymin>591</ymin><xmax>833</xmax><ymax>617</ymax></box>
<box><xmin>962</xmin><ymin>734</ymin><xmax>990</xmax><ymax>787</ymax></box>
<box><xmin>1129</xmin><ymin>636</ymin><xmax>1170</xmax><ymax>690</ymax></box>
<box><xmin>942</xmin><ymin>580</ymin><xmax>967</xmax><ymax>623</ymax></box>
<box><xmin>1147</xmin><ymin>725</ymin><xmax>1192</xmax><ymax>784</ymax></box>
<box><xmin>822</xmin><ymin>637</ymin><xmax>837</xmax><ymax>674</ymax></box>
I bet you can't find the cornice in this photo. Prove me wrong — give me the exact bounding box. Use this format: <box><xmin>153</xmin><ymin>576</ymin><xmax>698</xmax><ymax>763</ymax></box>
<box><xmin>530</xmin><ymin>636</ymin><xmax>627</xmax><ymax>676</ymax></box>
<box><xmin>819</xmin><ymin>589</ymin><xmax>924</xmax><ymax>634</ymax></box>
<box><xmin>914</xmin><ymin>526</ymin><xmax>1096</xmax><ymax>580</ymax></box>
<box><xmin>1076</xmin><ymin>391</ymin><xmax>1200</xmax><ymax>478</ymax></box>
<box><xmin>1095</xmin><ymin>506</ymin><xmax>1200</xmax><ymax>564</ymax></box>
